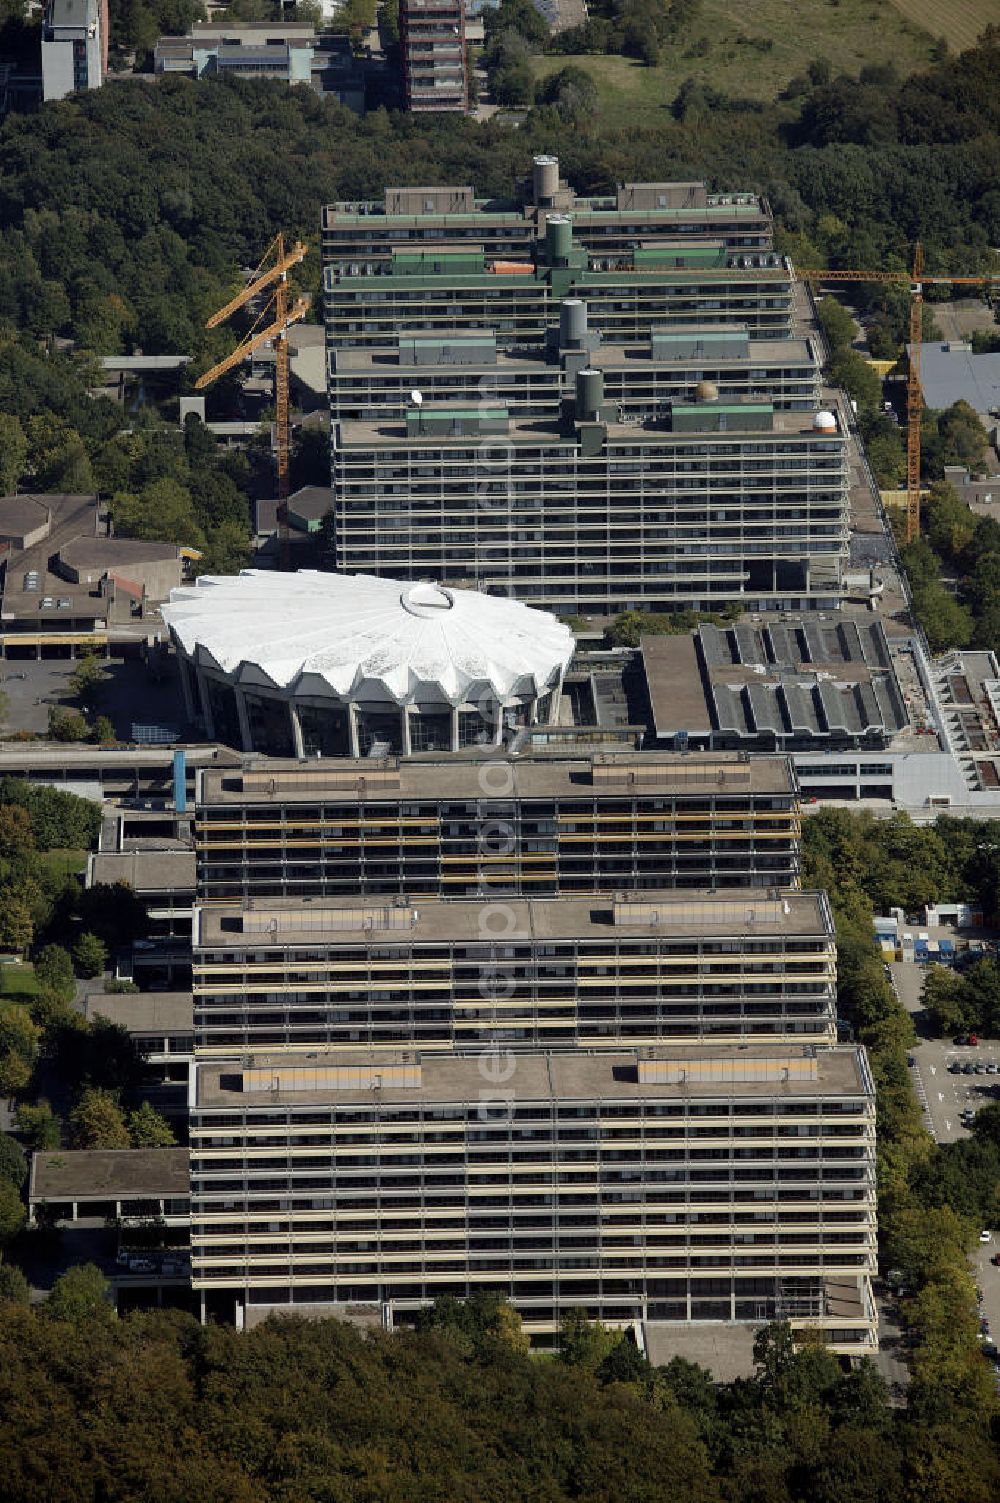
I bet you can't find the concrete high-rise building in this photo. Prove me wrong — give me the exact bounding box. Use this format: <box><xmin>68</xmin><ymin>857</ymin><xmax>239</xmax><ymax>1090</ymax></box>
<box><xmin>327</xmin><ymin>313</ymin><xmax>822</xmax><ymax>427</ymax></box>
<box><xmin>322</xmin><ymin>157</ymin><xmax>773</xmax><ymax>274</ymax></box>
<box><xmin>330</xmin><ymin>383</ymin><xmax>848</xmax><ymax>615</ymax></box>
<box><xmin>323</xmin><ymin>225</ymin><xmax>793</xmax><ymax>351</ymax></box>
<box><xmin>189</xmin><ymin>1044</ymin><xmax>878</xmax><ymax>1351</ymax></box>
<box><xmin>191</xmin><ymin>891</ymin><xmax>838</xmax><ymax>1056</ymax></box>
<box><xmin>41</xmin><ymin>0</ymin><xmax>106</xmax><ymax>101</ymax></box>
<box><xmin>399</xmin><ymin>0</ymin><xmax>468</xmax><ymax>113</ymax></box>
<box><xmin>193</xmin><ymin>752</ymin><xmax>803</xmax><ymax>902</ymax></box>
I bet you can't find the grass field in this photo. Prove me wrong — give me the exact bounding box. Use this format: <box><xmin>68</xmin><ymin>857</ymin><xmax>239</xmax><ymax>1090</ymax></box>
<box><xmin>36</xmin><ymin>848</ymin><xmax>89</xmax><ymax>886</ymax></box>
<box><xmin>531</xmin><ymin>0</ymin><xmax>937</xmax><ymax>127</ymax></box>
<box><xmin>889</xmin><ymin>0</ymin><xmax>999</xmax><ymax>52</ymax></box>
<box><xmin>0</xmin><ymin>962</ymin><xmax>41</xmax><ymax>1001</ymax></box>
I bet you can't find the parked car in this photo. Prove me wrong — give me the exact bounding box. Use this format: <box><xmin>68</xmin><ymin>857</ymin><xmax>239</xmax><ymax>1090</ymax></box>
<box><xmin>991</xmin><ymin>1253</ymin><xmax>1000</xmax><ymax>1267</ymax></box>
<box><xmin>955</xmin><ymin>1034</ymin><xmax>969</xmax><ymax>1046</ymax></box>
<box><xmin>127</xmin><ymin>1257</ymin><xmax>155</xmax><ymax>1273</ymax></box>
<box><xmin>980</xmin><ymin>1230</ymin><xmax>993</xmax><ymax>1244</ymax></box>
<box><xmin>970</xmin><ymin>1033</ymin><xmax>980</xmax><ymax>1045</ymax></box>
<box><xmin>987</xmin><ymin>1063</ymin><xmax>999</xmax><ymax>1074</ymax></box>
<box><xmin>949</xmin><ymin>1061</ymin><xmax>962</xmax><ymax>1073</ymax></box>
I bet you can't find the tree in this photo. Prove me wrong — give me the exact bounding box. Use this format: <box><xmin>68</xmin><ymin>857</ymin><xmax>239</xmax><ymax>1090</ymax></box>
<box><xmin>0</xmin><ymin>804</ymin><xmax>34</xmax><ymax>858</ymax></box>
<box><xmin>67</xmin><ymin>653</ymin><xmax>107</xmax><ymax>709</ymax></box>
<box><xmin>0</xmin><ymin>780</ymin><xmax>100</xmax><ymax>850</ymax></box>
<box><xmin>69</xmin><ymin>1087</ymin><xmax>131</xmax><ymax>1150</ymax></box>
<box><xmin>816</xmin><ymin>295</ymin><xmax>856</xmax><ymax>350</ymax></box>
<box><xmin>47</xmin><ymin>706</ymin><xmax>91</xmax><ymax>743</ymax></box>
<box><xmin>91</xmin><ymin>715</ymin><xmax>116</xmax><ymax>746</ymax></box>
<box><xmin>0</xmin><ymin>1131</ymin><xmax>27</xmax><ymax>1189</ymax></box>
<box><xmin>0</xmin><ymin>892</ymin><xmax>33</xmax><ymax>957</ymax></box>
<box><xmin>33</xmin><ymin>944</ymin><xmax>76</xmax><ymax>1003</ymax></box>
<box><xmin>0</xmin><ymin>412</ymin><xmax>27</xmax><ymax>495</ymax></box>
<box><xmin>73</xmin><ymin>931</ymin><xmax>107</xmax><ymax>979</ymax></box>
<box><xmin>127</xmin><ymin>1102</ymin><xmax>176</xmax><ymax>1148</ymax></box>
<box><xmin>559</xmin><ymin>1309</ymin><xmax>623</xmax><ymax>1368</ymax></box>
<box><xmin>15</xmin><ymin>1099</ymin><xmax>61</xmax><ymax>1149</ymax></box>
<box><xmin>0</xmin><ymin>1178</ymin><xmax>25</xmax><ymax>1247</ymax></box>
<box><xmin>44</xmin><ymin>1263</ymin><xmax>114</xmax><ymax>1324</ymax></box>
<box><xmin>0</xmin><ymin>1261</ymin><xmax>30</xmax><ymax>1306</ymax></box>
<box><xmin>0</xmin><ymin>1001</ymin><xmax>40</xmax><ymax>1092</ymax></box>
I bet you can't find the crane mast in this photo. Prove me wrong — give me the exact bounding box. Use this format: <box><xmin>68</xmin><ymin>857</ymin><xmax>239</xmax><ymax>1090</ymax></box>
<box><xmin>196</xmin><ymin>233</ymin><xmax>309</xmax><ymax>569</ymax></box>
<box><xmin>799</xmin><ymin>245</ymin><xmax>997</xmax><ymax>545</ymax></box>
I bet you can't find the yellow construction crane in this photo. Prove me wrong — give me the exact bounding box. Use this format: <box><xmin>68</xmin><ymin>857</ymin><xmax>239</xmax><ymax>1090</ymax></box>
<box><xmin>196</xmin><ymin>234</ymin><xmax>309</xmax><ymax>567</ymax></box>
<box><xmin>799</xmin><ymin>246</ymin><xmax>998</xmax><ymax>545</ymax></box>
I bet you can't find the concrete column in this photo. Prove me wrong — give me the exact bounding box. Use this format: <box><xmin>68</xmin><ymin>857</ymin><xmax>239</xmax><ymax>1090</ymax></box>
<box><xmin>451</xmin><ymin>707</ymin><xmax>459</xmax><ymax>752</ymax></box>
<box><xmin>177</xmin><ymin>656</ymin><xmax>196</xmax><ymax>724</ymax></box>
<box><xmin>348</xmin><ymin>704</ymin><xmax>360</xmax><ymax>759</ymax></box>
<box><xmin>494</xmin><ymin>703</ymin><xmax>504</xmax><ymax>746</ymax></box>
<box><xmin>289</xmin><ymin>702</ymin><xmax>305</xmax><ymax>759</ymax></box>
<box><xmin>196</xmin><ymin>667</ymin><xmax>215</xmax><ymax>739</ymax></box>
<box><xmin>400</xmin><ymin>707</ymin><xmax>412</xmax><ymax>756</ymax></box>
<box><xmin>234</xmin><ymin>687</ymin><xmax>253</xmax><ymax>753</ymax></box>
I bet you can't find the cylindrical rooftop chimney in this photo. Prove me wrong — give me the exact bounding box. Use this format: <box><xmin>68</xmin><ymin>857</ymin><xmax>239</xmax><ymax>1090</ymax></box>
<box><xmin>546</xmin><ymin>214</ymin><xmax>572</xmax><ymax>265</ymax></box>
<box><xmin>533</xmin><ymin>154</ymin><xmax>559</xmax><ymax>206</ymax></box>
<box><xmin>560</xmin><ymin>298</ymin><xmax>587</xmax><ymax>349</ymax></box>
<box><xmin>576</xmin><ymin>367</ymin><xmax>604</xmax><ymax>422</ymax></box>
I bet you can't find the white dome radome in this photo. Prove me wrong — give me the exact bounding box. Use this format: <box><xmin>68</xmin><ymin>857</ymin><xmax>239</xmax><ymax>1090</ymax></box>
<box><xmin>162</xmin><ymin>570</ymin><xmax>574</xmax><ymax>708</ymax></box>
<box><xmin>813</xmin><ymin>410</ymin><xmax>837</xmax><ymax>432</ymax></box>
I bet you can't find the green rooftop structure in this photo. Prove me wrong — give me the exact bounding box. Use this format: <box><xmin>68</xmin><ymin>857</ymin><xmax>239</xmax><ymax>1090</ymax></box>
<box><xmin>322</xmin><ymin>155</ymin><xmax>773</xmax><ymax>275</ymax></box>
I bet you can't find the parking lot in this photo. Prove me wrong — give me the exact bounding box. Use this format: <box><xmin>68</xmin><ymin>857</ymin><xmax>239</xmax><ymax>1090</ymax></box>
<box><xmin>889</xmin><ymin>962</ymin><xmax>1000</xmax><ymax>1143</ymax></box>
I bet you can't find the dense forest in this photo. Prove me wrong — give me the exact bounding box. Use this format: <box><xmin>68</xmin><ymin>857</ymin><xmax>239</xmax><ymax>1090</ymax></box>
<box><xmin>0</xmin><ymin>1288</ymin><xmax>996</xmax><ymax>1503</ymax></box>
<box><xmin>0</xmin><ymin>34</ymin><xmax>997</xmax><ymax>361</ymax></box>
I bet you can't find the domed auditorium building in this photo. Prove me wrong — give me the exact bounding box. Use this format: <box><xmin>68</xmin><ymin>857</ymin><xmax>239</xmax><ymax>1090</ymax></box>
<box><xmin>162</xmin><ymin>570</ymin><xmax>574</xmax><ymax>758</ymax></box>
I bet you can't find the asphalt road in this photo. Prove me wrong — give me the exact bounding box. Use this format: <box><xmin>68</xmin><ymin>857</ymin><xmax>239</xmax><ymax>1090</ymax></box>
<box><xmin>973</xmin><ymin>1237</ymin><xmax>1000</xmax><ymax>1389</ymax></box>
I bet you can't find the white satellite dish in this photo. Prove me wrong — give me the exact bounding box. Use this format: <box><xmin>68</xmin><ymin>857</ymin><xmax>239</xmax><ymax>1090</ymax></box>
<box><xmin>411</xmin><ymin>390</ymin><xmax>423</xmax><ymax>406</ymax></box>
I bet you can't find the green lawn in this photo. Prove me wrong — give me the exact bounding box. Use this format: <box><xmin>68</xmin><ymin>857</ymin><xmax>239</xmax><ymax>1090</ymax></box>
<box><xmin>36</xmin><ymin>847</ymin><xmax>89</xmax><ymax>886</ymax></box>
<box><xmin>0</xmin><ymin>962</ymin><xmax>42</xmax><ymax>1001</ymax></box>
<box><xmin>531</xmin><ymin>0</ymin><xmax>937</xmax><ymax>127</ymax></box>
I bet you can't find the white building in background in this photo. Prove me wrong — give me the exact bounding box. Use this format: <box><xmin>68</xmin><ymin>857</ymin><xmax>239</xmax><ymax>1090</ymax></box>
<box><xmin>41</xmin><ymin>0</ymin><xmax>106</xmax><ymax>102</ymax></box>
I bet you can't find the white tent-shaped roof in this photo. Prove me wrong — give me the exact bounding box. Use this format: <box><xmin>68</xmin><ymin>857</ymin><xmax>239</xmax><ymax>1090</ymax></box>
<box><xmin>162</xmin><ymin>570</ymin><xmax>574</xmax><ymax>708</ymax></box>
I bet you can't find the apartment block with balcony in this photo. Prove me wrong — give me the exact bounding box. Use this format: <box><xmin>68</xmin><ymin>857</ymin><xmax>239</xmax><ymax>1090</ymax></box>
<box><xmin>327</xmin><ymin>312</ymin><xmax>822</xmax><ymax>427</ymax></box>
<box><xmin>322</xmin><ymin>156</ymin><xmax>772</xmax><ymax>274</ymax></box>
<box><xmin>330</xmin><ymin>379</ymin><xmax>849</xmax><ymax>615</ymax></box>
<box><xmin>193</xmin><ymin>752</ymin><xmax>802</xmax><ymax>902</ymax></box>
<box><xmin>189</xmin><ymin>1044</ymin><xmax>878</xmax><ymax>1352</ymax></box>
<box><xmin>191</xmin><ymin>891</ymin><xmax>837</xmax><ymax>1057</ymax></box>
<box><xmin>400</xmin><ymin>0</ymin><xmax>467</xmax><ymax>112</ymax></box>
<box><xmin>324</xmin><ymin>225</ymin><xmax>793</xmax><ymax>352</ymax></box>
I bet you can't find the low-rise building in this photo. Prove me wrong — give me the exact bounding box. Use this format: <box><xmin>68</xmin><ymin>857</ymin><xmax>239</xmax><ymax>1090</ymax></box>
<box><xmin>642</xmin><ymin>618</ymin><xmax>908</xmax><ymax>753</ymax></box>
<box><xmin>154</xmin><ymin>25</ymin><xmax>365</xmax><ymax>111</ymax></box>
<box><xmin>29</xmin><ymin>1147</ymin><xmax>190</xmax><ymax>1228</ymax></box>
<box><xmin>0</xmin><ymin>494</ymin><xmax>183</xmax><ymax>658</ymax></box>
